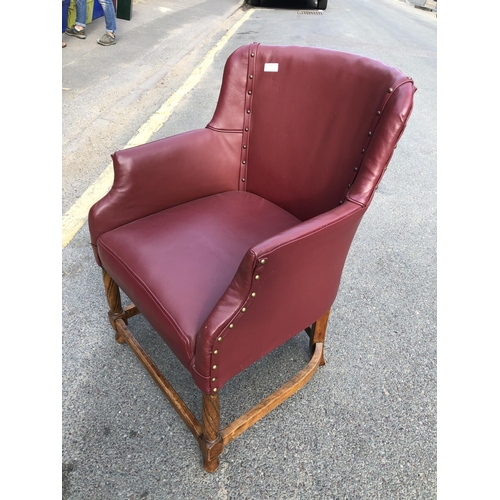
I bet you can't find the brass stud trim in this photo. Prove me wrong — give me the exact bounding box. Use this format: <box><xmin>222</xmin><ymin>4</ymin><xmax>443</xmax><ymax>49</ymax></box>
<box><xmin>251</xmin><ymin>292</ymin><xmax>256</xmax><ymax>297</ymax></box>
<box><xmin>249</xmin><ymin>75</ymin><xmax>254</xmax><ymax>79</ymax></box>
<box><xmin>388</xmin><ymin>87</ymin><xmax>393</xmax><ymax>93</ymax></box>
<box><xmin>255</xmin><ymin>275</ymin><xmax>260</xmax><ymax>280</ymax></box>
<box><xmin>242</xmin><ymin>160</ymin><xmax>246</xmax><ymax>164</ymax></box>
<box><xmin>217</xmin><ymin>336</ymin><xmax>223</xmax><ymax>342</ymax></box>
<box><xmin>229</xmin><ymin>324</ymin><xmax>234</xmax><ymax>329</ymax></box>
<box><xmin>214</xmin><ymin>350</ymin><xmax>218</xmax><ymax>355</ymax></box>
<box><xmin>260</xmin><ymin>259</ymin><xmax>266</xmax><ymax>265</ymax></box>
<box><xmin>242</xmin><ymin>307</ymin><xmax>247</xmax><ymax>313</ymax></box>
<box><xmin>212</xmin><ymin>377</ymin><xmax>216</xmax><ymax>382</ymax></box>
<box><xmin>213</xmin><ymin>388</ymin><xmax>218</xmax><ymax>393</ymax></box>
<box><xmin>212</xmin><ymin>365</ymin><xmax>217</xmax><ymax>370</ymax></box>
<box><xmin>243</xmin><ymin>145</ymin><xmax>247</xmax><ymax>149</ymax></box>
<box><xmin>241</xmin><ymin>178</ymin><xmax>246</xmax><ymax>182</ymax></box>
<box><xmin>245</xmin><ymin>127</ymin><xmax>249</xmax><ymax>131</ymax></box>
<box><xmin>251</xmin><ymin>53</ymin><xmax>255</xmax><ymax>57</ymax></box>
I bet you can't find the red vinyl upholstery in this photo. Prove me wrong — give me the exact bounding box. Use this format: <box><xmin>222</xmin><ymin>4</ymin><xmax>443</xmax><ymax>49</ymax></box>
<box><xmin>89</xmin><ymin>43</ymin><xmax>416</xmax><ymax>395</ymax></box>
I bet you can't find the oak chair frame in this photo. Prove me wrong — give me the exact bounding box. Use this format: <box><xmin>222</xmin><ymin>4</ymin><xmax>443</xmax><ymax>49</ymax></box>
<box><xmin>102</xmin><ymin>268</ymin><xmax>330</xmax><ymax>472</ymax></box>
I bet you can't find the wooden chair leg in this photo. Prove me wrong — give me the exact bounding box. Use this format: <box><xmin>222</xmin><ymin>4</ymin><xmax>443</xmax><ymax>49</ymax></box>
<box><xmin>308</xmin><ymin>309</ymin><xmax>331</xmax><ymax>366</ymax></box>
<box><xmin>201</xmin><ymin>393</ymin><xmax>223</xmax><ymax>472</ymax></box>
<box><xmin>102</xmin><ymin>268</ymin><xmax>126</xmax><ymax>344</ymax></box>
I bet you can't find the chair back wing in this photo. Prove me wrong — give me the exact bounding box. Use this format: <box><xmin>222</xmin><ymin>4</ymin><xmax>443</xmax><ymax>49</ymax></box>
<box><xmin>208</xmin><ymin>43</ymin><xmax>416</xmax><ymax>220</ymax></box>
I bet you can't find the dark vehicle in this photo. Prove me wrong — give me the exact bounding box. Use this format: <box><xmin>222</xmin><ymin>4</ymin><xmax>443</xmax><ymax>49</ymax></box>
<box><xmin>249</xmin><ymin>0</ymin><xmax>328</xmax><ymax>9</ymax></box>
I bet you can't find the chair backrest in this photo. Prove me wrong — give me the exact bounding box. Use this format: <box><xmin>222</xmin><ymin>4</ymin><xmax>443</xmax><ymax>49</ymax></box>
<box><xmin>208</xmin><ymin>43</ymin><xmax>416</xmax><ymax>221</ymax></box>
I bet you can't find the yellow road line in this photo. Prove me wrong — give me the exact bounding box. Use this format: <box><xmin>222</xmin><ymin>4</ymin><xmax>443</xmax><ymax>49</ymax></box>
<box><xmin>62</xmin><ymin>8</ymin><xmax>254</xmax><ymax>249</ymax></box>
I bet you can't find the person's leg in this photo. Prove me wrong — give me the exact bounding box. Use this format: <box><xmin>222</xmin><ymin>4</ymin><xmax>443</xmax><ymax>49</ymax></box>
<box><xmin>75</xmin><ymin>0</ymin><xmax>87</xmax><ymax>28</ymax></box>
<box><xmin>99</xmin><ymin>0</ymin><xmax>117</xmax><ymax>34</ymax></box>
<box><xmin>97</xmin><ymin>0</ymin><xmax>117</xmax><ymax>45</ymax></box>
<box><xmin>65</xmin><ymin>0</ymin><xmax>87</xmax><ymax>38</ymax></box>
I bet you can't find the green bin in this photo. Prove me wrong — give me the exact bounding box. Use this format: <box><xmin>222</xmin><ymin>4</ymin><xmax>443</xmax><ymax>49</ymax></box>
<box><xmin>117</xmin><ymin>0</ymin><xmax>132</xmax><ymax>20</ymax></box>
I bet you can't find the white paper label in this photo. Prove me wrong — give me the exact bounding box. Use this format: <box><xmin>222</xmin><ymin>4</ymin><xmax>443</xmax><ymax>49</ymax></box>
<box><xmin>264</xmin><ymin>63</ymin><xmax>279</xmax><ymax>72</ymax></box>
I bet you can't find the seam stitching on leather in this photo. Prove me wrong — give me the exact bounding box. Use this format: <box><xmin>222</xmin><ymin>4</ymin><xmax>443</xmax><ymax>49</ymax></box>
<box><xmin>348</xmin><ymin>78</ymin><xmax>414</xmax><ymax>206</ymax></box>
<box><xmin>206</xmin><ymin>256</ymin><xmax>258</xmax><ymax>390</ymax></box>
<box><xmin>239</xmin><ymin>43</ymin><xmax>259</xmax><ymax>191</ymax></box>
<box><xmin>206</xmin><ymin>126</ymin><xmax>242</xmax><ymax>133</ymax></box>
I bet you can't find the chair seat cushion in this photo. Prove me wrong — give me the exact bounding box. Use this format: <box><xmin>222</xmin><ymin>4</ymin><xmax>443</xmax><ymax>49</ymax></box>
<box><xmin>97</xmin><ymin>191</ymin><xmax>301</xmax><ymax>369</ymax></box>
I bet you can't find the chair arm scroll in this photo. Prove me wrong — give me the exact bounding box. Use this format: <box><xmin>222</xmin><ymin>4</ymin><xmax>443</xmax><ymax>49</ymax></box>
<box><xmin>88</xmin><ymin>128</ymin><xmax>241</xmax><ymax>262</ymax></box>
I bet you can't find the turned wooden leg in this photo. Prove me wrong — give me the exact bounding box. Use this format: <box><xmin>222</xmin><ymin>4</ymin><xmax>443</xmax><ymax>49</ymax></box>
<box><xmin>308</xmin><ymin>309</ymin><xmax>331</xmax><ymax>366</ymax></box>
<box><xmin>201</xmin><ymin>393</ymin><xmax>223</xmax><ymax>472</ymax></box>
<box><xmin>102</xmin><ymin>269</ymin><xmax>126</xmax><ymax>343</ymax></box>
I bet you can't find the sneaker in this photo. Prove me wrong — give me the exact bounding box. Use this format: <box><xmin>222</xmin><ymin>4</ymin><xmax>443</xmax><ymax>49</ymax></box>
<box><xmin>97</xmin><ymin>33</ymin><xmax>116</xmax><ymax>46</ymax></box>
<box><xmin>65</xmin><ymin>25</ymin><xmax>86</xmax><ymax>39</ymax></box>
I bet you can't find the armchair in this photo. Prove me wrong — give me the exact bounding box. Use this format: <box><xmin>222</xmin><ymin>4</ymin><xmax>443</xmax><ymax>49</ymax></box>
<box><xmin>88</xmin><ymin>43</ymin><xmax>416</xmax><ymax>472</ymax></box>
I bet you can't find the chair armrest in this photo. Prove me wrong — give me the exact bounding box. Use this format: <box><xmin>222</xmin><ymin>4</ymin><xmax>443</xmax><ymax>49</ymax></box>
<box><xmin>88</xmin><ymin>128</ymin><xmax>241</xmax><ymax>263</ymax></box>
<box><xmin>193</xmin><ymin>200</ymin><xmax>367</xmax><ymax>392</ymax></box>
